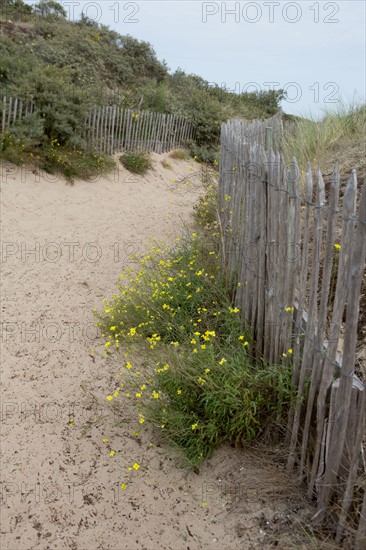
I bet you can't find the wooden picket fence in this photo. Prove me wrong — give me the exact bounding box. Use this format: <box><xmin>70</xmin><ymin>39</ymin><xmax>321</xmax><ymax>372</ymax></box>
<box><xmin>1</xmin><ymin>96</ymin><xmax>35</xmax><ymax>133</ymax></box>
<box><xmin>0</xmin><ymin>96</ymin><xmax>195</xmax><ymax>154</ymax></box>
<box><xmin>219</xmin><ymin>114</ymin><xmax>366</xmax><ymax>546</ymax></box>
<box><xmin>84</xmin><ymin>105</ymin><xmax>195</xmax><ymax>154</ymax></box>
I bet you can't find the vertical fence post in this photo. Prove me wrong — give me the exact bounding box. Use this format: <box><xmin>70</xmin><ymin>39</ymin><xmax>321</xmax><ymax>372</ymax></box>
<box><xmin>1</xmin><ymin>96</ymin><xmax>6</xmax><ymax>134</ymax></box>
<box><xmin>265</xmin><ymin>126</ymin><xmax>272</xmax><ymax>151</ymax></box>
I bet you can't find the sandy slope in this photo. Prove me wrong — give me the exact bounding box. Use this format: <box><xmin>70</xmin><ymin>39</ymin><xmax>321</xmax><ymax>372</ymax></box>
<box><xmin>1</xmin><ymin>153</ymin><xmax>311</xmax><ymax>550</ymax></box>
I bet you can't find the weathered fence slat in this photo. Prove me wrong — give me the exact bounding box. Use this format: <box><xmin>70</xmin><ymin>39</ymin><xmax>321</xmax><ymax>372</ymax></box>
<box><xmin>271</xmin><ymin>152</ymin><xmax>282</xmax><ymax>362</ymax></box>
<box><xmin>2</xmin><ymin>96</ymin><xmax>6</xmax><ymax>134</ymax></box>
<box><xmin>356</xmin><ymin>486</ymin><xmax>366</xmax><ymax>549</ymax></box>
<box><xmin>131</xmin><ymin>110</ymin><xmax>139</xmax><ymax>149</ymax></box>
<box><xmin>287</xmin><ymin>164</ymin><xmax>313</xmax><ymax>470</ymax></box>
<box><xmin>263</xmin><ymin>148</ymin><xmax>276</xmax><ymax>361</ymax></box>
<box><xmin>299</xmin><ymin>169</ymin><xmax>326</xmax><ymax>474</ymax></box>
<box><xmin>277</xmin><ymin>156</ymin><xmax>289</xmax><ymax>357</ymax></box>
<box><xmin>255</xmin><ymin>144</ymin><xmax>267</xmax><ymax>355</ymax></box>
<box><xmin>336</xmin><ymin>388</ymin><xmax>365</xmax><ymax>543</ymax></box>
<box><xmin>104</xmin><ymin>106</ymin><xmax>109</xmax><ymax>154</ymax></box>
<box><xmin>110</xmin><ymin>105</ymin><xmax>116</xmax><ymax>155</ymax></box>
<box><xmin>7</xmin><ymin>96</ymin><xmax>12</xmax><ymax>128</ymax></box>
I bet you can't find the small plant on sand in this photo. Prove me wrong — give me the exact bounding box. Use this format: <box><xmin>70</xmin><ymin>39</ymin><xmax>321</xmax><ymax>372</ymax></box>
<box><xmin>120</xmin><ymin>149</ymin><xmax>152</xmax><ymax>175</ymax></box>
<box><xmin>161</xmin><ymin>159</ymin><xmax>172</xmax><ymax>169</ymax></box>
<box><xmin>169</xmin><ymin>149</ymin><xmax>190</xmax><ymax>161</ymax></box>
<box><xmin>193</xmin><ymin>168</ymin><xmax>219</xmax><ymax>230</ymax></box>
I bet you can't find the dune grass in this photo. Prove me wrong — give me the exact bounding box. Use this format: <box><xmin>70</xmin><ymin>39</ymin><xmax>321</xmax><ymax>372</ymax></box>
<box><xmin>282</xmin><ymin>102</ymin><xmax>366</xmax><ymax>169</ymax></box>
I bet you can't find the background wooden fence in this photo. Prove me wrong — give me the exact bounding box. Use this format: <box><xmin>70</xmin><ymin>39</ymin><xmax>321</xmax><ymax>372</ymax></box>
<box><xmin>84</xmin><ymin>105</ymin><xmax>195</xmax><ymax>154</ymax></box>
<box><xmin>219</xmin><ymin>114</ymin><xmax>366</xmax><ymax>546</ymax></box>
<box><xmin>0</xmin><ymin>96</ymin><xmax>195</xmax><ymax>154</ymax></box>
<box><xmin>1</xmin><ymin>96</ymin><xmax>35</xmax><ymax>133</ymax></box>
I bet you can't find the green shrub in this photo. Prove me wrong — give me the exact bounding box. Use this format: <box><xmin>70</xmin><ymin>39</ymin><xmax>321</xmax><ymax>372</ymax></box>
<box><xmin>120</xmin><ymin>149</ymin><xmax>151</xmax><ymax>175</ymax></box>
<box><xmin>193</xmin><ymin>174</ymin><xmax>219</xmax><ymax>229</ymax></box>
<box><xmin>0</xmin><ymin>130</ymin><xmax>115</xmax><ymax>182</ymax></box>
<box><xmin>0</xmin><ymin>0</ymin><xmax>34</xmax><ymax>21</ymax></box>
<box><xmin>34</xmin><ymin>1</ymin><xmax>67</xmax><ymax>19</ymax></box>
<box><xmin>97</xmin><ymin>229</ymin><xmax>293</xmax><ymax>467</ymax></box>
<box><xmin>184</xmin><ymin>89</ymin><xmax>222</xmax><ymax>145</ymax></box>
<box><xmin>188</xmin><ymin>142</ymin><xmax>220</xmax><ymax>165</ymax></box>
<box><xmin>0</xmin><ymin>131</ymin><xmax>28</xmax><ymax>165</ymax></box>
<box><xmin>40</xmin><ymin>142</ymin><xmax>115</xmax><ymax>182</ymax></box>
<box><xmin>143</xmin><ymin>346</ymin><xmax>292</xmax><ymax>465</ymax></box>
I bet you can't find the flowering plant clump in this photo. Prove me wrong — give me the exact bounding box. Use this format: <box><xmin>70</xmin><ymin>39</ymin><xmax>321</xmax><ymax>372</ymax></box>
<box><xmin>0</xmin><ymin>132</ymin><xmax>115</xmax><ymax>183</ymax></box>
<box><xmin>120</xmin><ymin>148</ymin><xmax>151</xmax><ymax>175</ymax></box>
<box><xmin>97</xmin><ymin>189</ymin><xmax>293</xmax><ymax>466</ymax></box>
<box><xmin>192</xmin><ymin>169</ymin><xmax>219</xmax><ymax>230</ymax></box>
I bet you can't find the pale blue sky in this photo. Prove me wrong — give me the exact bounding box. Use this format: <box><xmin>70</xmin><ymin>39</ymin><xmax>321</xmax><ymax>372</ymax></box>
<box><xmin>28</xmin><ymin>1</ymin><xmax>366</xmax><ymax>118</ymax></box>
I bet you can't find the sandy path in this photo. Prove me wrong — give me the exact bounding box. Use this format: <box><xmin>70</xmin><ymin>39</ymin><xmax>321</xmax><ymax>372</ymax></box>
<box><xmin>1</xmin><ymin>155</ymin><xmax>310</xmax><ymax>550</ymax></box>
